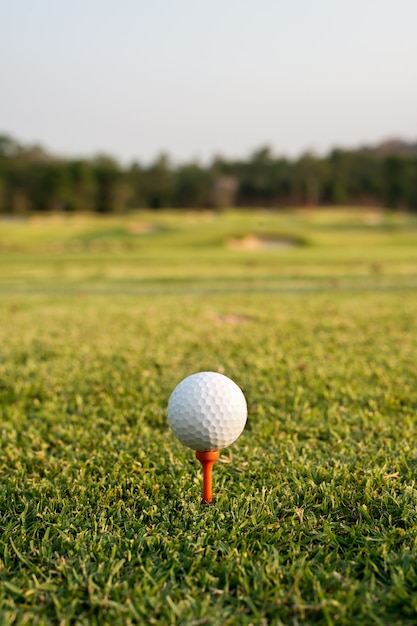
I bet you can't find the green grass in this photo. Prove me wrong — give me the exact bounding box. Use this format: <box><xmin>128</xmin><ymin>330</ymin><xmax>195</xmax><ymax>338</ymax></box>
<box><xmin>1</xmin><ymin>209</ymin><xmax>417</xmax><ymax>624</ymax></box>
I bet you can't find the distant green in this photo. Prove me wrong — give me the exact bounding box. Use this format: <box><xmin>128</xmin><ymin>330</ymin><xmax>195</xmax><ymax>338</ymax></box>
<box><xmin>1</xmin><ymin>209</ymin><xmax>417</xmax><ymax>625</ymax></box>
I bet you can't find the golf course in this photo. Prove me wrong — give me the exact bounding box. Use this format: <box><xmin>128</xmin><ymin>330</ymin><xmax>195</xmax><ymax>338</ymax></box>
<box><xmin>2</xmin><ymin>207</ymin><xmax>417</xmax><ymax>625</ymax></box>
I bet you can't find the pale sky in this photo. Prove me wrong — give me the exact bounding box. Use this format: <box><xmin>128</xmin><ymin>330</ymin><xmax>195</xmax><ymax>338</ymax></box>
<box><xmin>1</xmin><ymin>0</ymin><xmax>416</xmax><ymax>164</ymax></box>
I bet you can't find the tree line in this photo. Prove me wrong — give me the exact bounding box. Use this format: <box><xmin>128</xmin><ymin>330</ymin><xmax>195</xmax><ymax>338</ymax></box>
<box><xmin>0</xmin><ymin>134</ymin><xmax>416</xmax><ymax>213</ymax></box>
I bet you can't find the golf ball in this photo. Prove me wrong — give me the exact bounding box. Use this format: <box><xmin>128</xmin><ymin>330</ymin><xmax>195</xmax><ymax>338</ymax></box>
<box><xmin>168</xmin><ymin>371</ymin><xmax>247</xmax><ymax>451</ymax></box>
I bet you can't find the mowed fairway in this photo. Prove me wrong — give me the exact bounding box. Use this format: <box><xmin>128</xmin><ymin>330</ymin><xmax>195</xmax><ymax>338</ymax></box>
<box><xmin>1</xmin><ymin>209</ymin><xmax>417</xmax><ymax>625</ymax></box>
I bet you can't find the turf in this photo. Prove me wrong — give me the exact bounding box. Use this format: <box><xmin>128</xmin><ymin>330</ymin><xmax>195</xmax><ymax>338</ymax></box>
<box><xmin>1</xmin><ymin>209</ymin><xmax>417</xmax><ymax>625</ymax></box>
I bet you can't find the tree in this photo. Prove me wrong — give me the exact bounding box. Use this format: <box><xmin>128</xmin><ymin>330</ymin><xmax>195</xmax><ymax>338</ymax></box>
<box><xmin>407</xmin><ymin>158</ymin><xmax>417</xmax><ymax>211</ymax></box>
<box><xmin>92</xmin><ymin>156</ymin><xmax>123</xmax><ymax>213</ymax></box>
<box><xmin>0</xmin><ymin>134</ymin><xmax>22</xmax><ymax>158</ymax></box>
<box><xmin>237</xmin><ymin>146</ymin><xmax>276</xmax><ymax>205</ymax></box>
<box><xmin>294</xmin><ymin>154</ymin><xmax>325</xmax><ymax>206</ymax></box>
<box><xmin>66</xmin><ymin>160</ymin><xmax>97</xmax><ymax>212</ymax></box>
<box><xmin>173</xmin><ymin>163</ymin><xmax>212</xmax><ymax>208</ymax></box>
<box><xmin>383</xmin><ymin>156</ymin><xmax>408</xmax><ymax>209</ymax></box>
<box><xmin>142</xmin><ymin>154</ymin><xmax>174</xmax><ymax>209</ymax></box>
<box><xmin>324</xmin><ymin>150</ymin><xmax>351</xmax><ymax>205</ymax></box>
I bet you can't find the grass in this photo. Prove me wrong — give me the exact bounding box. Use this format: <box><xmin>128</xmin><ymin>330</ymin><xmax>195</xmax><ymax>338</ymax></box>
<box><xmin>1</xmin><ymin>208</ymin><xmax>417</xmax><ymax>624</ymax></box>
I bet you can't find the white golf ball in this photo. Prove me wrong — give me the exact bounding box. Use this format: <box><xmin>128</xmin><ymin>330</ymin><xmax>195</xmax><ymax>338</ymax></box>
<box><xmin>168</xmin><ymin>371</ymin><xmax>247</xmax><ymax>451</ymax></box>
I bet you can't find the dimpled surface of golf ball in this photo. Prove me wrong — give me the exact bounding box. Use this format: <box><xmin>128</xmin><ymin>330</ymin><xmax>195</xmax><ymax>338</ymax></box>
<box><xmin>168</xmin><ymin>371</ymin><xmax>247</xmax><ymax>451</ymax></box>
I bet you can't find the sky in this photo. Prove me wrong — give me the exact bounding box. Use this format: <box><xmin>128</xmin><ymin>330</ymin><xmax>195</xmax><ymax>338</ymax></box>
<box><xmin>1</xmin><ymin>0</ymin><xmax>416</xmax><ymax>164</ymax></box>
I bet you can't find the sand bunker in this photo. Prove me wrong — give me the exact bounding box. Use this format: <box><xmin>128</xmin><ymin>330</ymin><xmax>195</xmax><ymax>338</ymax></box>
<box><xmin>227</xmin><ymin>235</ymin><xmax>297</xmax><ymax>251</ymax></box>
<box><xmin>127</xmin><ymin>222</ymin><xmax>159</xmax><ymax>234</ymax></box>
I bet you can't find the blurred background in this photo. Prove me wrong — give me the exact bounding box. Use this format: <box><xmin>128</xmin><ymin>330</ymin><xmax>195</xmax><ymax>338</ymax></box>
<box><xmin>0</xmin><ymin>0</ymin><xmax>416</xmax><ymax>215</ymax></box>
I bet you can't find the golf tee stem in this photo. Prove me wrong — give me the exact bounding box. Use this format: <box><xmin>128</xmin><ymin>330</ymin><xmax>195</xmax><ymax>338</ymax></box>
<box><xmin>196</xmin><ymin>449</ymin><xmax>220</xmax><ymax>503</ymax></box>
